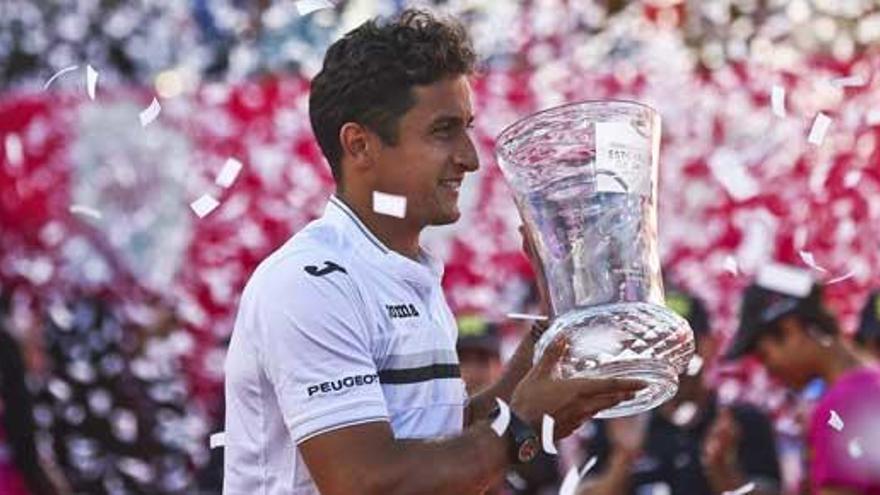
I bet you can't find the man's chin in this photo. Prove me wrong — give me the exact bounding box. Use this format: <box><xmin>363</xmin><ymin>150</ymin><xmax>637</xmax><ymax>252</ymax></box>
<box><xmin>429</xmin><ymin>209</ymin><xmax>461</xmax><ymax>226</ymax></box>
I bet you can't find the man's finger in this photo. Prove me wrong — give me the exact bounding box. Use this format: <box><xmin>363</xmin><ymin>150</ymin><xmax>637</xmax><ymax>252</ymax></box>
<box><xmin>535</xmin><ymin>335</ymin><xmax>567</xmax><ymax>376</ymax></box>
<box><xmin>568</xmin><ymin>377</ymin><xmax>648</xmax><ymax>397</ymax></box>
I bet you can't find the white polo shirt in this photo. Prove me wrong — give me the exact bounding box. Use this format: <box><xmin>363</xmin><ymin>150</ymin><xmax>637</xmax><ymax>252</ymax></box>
<box><xmin>223</xmin><ymin>195</ymin><xmax>466</xmax><ymax>495</ymax></box>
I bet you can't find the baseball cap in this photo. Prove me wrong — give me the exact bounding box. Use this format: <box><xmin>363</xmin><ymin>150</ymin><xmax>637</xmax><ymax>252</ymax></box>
<box><xmin>665</xmin><ymin>288</ymin><xmax>710</xmax><ymax>337</ymax></box>
<box><xmin>855</xmin><ymin>291</ymin><xmax>880</xmax><ymax>345</ymax></box>
<box><xmin>456</xmin><ymin>314</ymin><xmax>500</xmax><ymax>355</ymax></box>
<box><xmin>724</xmin><ymin>263</ymin><xmax>832</xmax><ymax>360</ymax></box>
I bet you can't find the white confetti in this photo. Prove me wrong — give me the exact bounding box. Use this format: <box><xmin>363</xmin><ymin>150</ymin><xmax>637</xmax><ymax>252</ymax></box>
<box><xmin>828</xmin><ymin>410</ymin><xmax>844</xmax><ymax>431</ymax></box>
<box><xmin>506</xmin><ymin>313</ymin><xmax>549</xmax><ymax>322</ymax></box>
<box><xmin>671</xmin><ymin>401</ymin><xmax>698</xmax><ymax>426</ymax></box>
<box><xmin>215</xmin><ymin>157</ymin><xmax>243</xmax><ymax>188</ymax></box>
<box><xmin>295</xmin><ymin>0</ymin><xmax>334</xmax><ymax>16</ymax></box>
<box><xmin>843</xmin><ymin>170</ymin><xmax>862</xmax><ymax>188</ymax></box>
<box><xmin>722</xmin><ymin>255</ymin><xmax>739</xmax><ymax>275</ymax></box>
<box><xmin>723</xmin><ymin>482</ymin><xmax>755</xmax><ymax>495</ymax></box>
<box><xmin>807</xmin><ymin>113</ymin><xmax>832</xmax><ymax>146</ymax></box>
<box><xmin>190</xmin><ymin>194</ymin><xmax>220</xmax><ymax>218</ymax></box>
<box><xmin>542</xmin><ymin>414</ymin><xmax>558</xmax><ymax>455</ymax></box>
<box><xmin>756</xmin><ymin>263</ymin><xmax>813</xmax><ymax>298</ymax></box>
<box><xmin>139</xmin><ymin>97</ymin><xmax>162</xmax><ymax>127</ymax></box>
<box><xmin>86</xmin><ymin>64</ymin><xmax>99</xmax><ymax>100</ymax></box>
<box><xmin>558</xmin><ymin>466</ymin><xmax>581</xmax><ymax>495</ymax></box>
<box><xmin>579</xmin><ymin>455</ymin><xmax>599</xmax><ymax>478</ymax></box>
<box><xmin>829</xmin><ymin>75</ymin><xmax>867</xmax><ymax>88</ymax></box>
<box><xmin>798</xmin><ymin>251</ymin><xmax>828</xmax><ymax>273</ymax></box>
<box><xmin>771</xmin><ymin>85</ymin><xmax>786</xmax><ymax>118</ymax></box>
<box><xmin>867</xmin><ymin>109</ymin><xmax>880</xmax><ymax>126</ymax></box>
<box><xmin>490</xmin><ymin>398</ymin><xmax>511</xmax><ymax>437</ymax></box>
<box><xmin>826</xmin><ymin>270</ymin><xmax>855</xmax><ymax>285</ymax></box>
<box><xmin>848</xmin><ymin>438</ymin><xmax>863</xmax><ymax>458</ymax></box>
<box><xmin>42</xmin><ymin>65</ymin><xmax>79</xmax><ymax>90</ymax></box>
<box><xmin>372</xmin><ymin>191</ymin><xmax>407</xmax><ymax>219</ymax></box>
<box><xmin>686</xmin><ymin>355</ymin><xmax>704</xmax><ymax>376</ymax></box>
<box><xmin>69</xmin><ymin>204</ymin><xmax>103</xmax><ymax>220</ymax></box>
<box><xmin>5</xmin><ymin>133</ymin><xmax>23</xmax><ymax>167</ymax></box>
<box><xmin>210</xmin><ymin>432</ymin><xmax>226</xmax><ymax>449</ymax></box>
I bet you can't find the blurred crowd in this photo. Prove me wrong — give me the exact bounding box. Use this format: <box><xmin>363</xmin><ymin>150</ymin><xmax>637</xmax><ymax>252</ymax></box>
<box><xmin>3</xmin><ymin>1</ymin><xmax>880</xmax><ymax>494</ymax></box>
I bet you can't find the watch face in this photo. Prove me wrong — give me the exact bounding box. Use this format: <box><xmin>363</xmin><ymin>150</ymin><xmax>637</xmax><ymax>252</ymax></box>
<box><xmin>517</xmin><ymin>437</ymin><xmax>540</xmax><ymax>463</ymax></box>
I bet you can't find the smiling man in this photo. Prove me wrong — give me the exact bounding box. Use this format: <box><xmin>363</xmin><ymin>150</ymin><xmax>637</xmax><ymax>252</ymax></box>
<box><xmin>222</xmin><ymin>8</ymin><xmax>645</xmax><ymax>495</ymax></box>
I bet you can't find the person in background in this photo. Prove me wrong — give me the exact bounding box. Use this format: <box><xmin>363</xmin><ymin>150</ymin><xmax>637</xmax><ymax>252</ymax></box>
<box><xmin>0</xmin><ymin>290</ymin><xmax>67</xmax><ymax>495</ymax></box>
<box><xmin>854</xmin><ymin>290</ymin><xmax>880</xmax><ymax>362</ymax></box>
<box><xmin>457</xmin><ymin>315</ymin><xmax>561</xmax><ymax>495</ymax></box>
<box><xmin>724</xmin><ymin>263</ymin><xmax>880</xmax><ymax>495</ymax></box>
<box><xmin>579</xmin><ymin>288</ymin><xmax>781</xmax><ymax>495</ymax></box>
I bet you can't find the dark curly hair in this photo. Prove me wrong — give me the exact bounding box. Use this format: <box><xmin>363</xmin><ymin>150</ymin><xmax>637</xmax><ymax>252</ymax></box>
<box><xmin>309</xmin><ymin>8</ymin><xmax>477</xmax><ymax>184</ymax></box>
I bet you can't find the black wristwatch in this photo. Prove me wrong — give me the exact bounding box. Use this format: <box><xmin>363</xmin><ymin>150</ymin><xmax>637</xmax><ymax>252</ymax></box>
<box><xmin>488</xmin><ymin>406</ymin><xmax>540</xmax><ymax>464</ymax></box>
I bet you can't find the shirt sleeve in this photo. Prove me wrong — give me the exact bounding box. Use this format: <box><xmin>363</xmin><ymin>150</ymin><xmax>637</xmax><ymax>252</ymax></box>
<box><xmin>254</xmin><ymin>256</ymin><xmax>389</xmax><ymax>444</ymax></box>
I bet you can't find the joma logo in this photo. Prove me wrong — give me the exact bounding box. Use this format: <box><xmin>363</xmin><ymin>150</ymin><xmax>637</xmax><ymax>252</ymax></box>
<box><xmin>386</xmin><ymin>304</ymin><xmax>420</xmax><ymax>319</ymax></box>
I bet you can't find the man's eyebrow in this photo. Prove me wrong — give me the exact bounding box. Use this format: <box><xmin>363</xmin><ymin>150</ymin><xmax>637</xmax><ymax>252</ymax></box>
<box><xmin>430</xmin><ymin>114</ymin><xmax>476</xmax><ymax>126</ymax></box>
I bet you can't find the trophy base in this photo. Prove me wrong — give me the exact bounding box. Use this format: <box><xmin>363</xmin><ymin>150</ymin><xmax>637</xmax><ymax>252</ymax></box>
<box><xmin>534</xmin><ymin>302</ymin><xmax>694</xmax><ymax>418</ymax></box>
<box><xmin>585</xmin><ymin>359</ymin><xmax>677</xmax><ymax>418</ymax></box>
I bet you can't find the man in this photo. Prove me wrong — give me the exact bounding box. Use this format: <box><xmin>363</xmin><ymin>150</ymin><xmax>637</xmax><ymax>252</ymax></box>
<box><xmin>579</xmin><ymin>288</ymin><xmax>781</xmax><ymax>495</ymax></box>
<box><xmin>725</xmin><ymin>263</ymin><xmax>880</xmax><ymax>495</ymax></box>
<box><xmin>223</xmin><ymin>9</ymin><xmax>645</xmax><ymax>495</ymax></box>
<box><xmin>855</xmin><ymin>290</ymin><xmax>880</xmax><ymax>361</ymax></box>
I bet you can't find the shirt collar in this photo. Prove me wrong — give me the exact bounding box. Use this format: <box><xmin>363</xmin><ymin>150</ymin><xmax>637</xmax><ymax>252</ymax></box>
<box><xmin>323</xmin><ymin>195</ymin><xmax>444</xmax><ymax>290</ymax></box>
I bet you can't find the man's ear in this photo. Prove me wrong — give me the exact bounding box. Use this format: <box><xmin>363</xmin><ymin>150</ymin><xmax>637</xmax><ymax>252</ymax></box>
<box><xmin>339</xmin><ymin>122</ymin><xmax>377</xmax><ymax>172</ymax></box>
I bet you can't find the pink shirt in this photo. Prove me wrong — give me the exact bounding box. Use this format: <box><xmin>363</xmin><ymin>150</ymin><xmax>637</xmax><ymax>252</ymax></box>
<box><xmin>807</xmin><ymin>366</ymin><xmax>880</xmax><ymax>494</ymax></box>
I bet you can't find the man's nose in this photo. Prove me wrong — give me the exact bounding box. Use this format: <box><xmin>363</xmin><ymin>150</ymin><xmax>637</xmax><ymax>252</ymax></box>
<box><xmin>455</xmin><ymin>136</ymin><xmax>480</xmax><ymax>172</ymax></box>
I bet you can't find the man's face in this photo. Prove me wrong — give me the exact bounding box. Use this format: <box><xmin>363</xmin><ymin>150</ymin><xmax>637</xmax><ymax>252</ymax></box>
<box><xmin>371</xmin><ymin>75</ymin><xmax>479</xmax><ymax>226</ymax></box>
<box><xmin>753</xmin><ymin>320</ymin><xmax>815</xmax><ymax>389</ymax></box>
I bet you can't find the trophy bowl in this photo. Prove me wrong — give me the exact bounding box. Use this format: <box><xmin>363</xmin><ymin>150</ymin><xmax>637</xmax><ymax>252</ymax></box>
<box><xmin>496</xmin><ymin>100</ymin><xmax>694</xmax><ymax>418</ymax></box>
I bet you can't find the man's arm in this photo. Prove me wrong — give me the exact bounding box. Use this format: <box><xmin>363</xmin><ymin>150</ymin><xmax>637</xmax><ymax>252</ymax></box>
<box><xmin>464</xmin><ymin>329</ymin><xmax>537</xmax><ymax>425</ymax></box>
<box><xmin>300</xmin><ymin>338</ymin><xmax>645</xmax><ymax>495</ymax></box>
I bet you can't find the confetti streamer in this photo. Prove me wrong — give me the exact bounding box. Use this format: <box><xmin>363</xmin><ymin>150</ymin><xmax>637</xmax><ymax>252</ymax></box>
<box><xmin>686</xmin><ymin>355</ymin><xmax>704</xmax><ymax>376</ymax></box>
<box><xmin>215</xmin><ymin>157</ymin><xmax>243</xmax><ymax>188</ymax></box>
<box><xmin>828</xmin><ymin>410</ymin><xmax>844</xmax><ymax>431</ymax></box>
<box><xmin>771</xmin><ymin>85</ymin><xmax>786</xmax><ymax>118</ymax></box>
<box><xmin>490</xmin><ymin>398</ymin><xmax>511</xmax><ymax>437</ymax></box>
<box><xmin>507</xmin><ymin>313</ymin><xmax>549</xmax><ymax>322</ymax></box>
<box><xmin>541</xmin><ymin>414</ymin><xmax>557</xmax><ymax>455</ymax></box>
<box><xmin>826</xmin><ymin>270</ymin><xmax>855</xmax><ymax>285</ymax></box>
<box><xmin>848</xmin><ymin>438</ymin><xmax>863</xmax><ymax>458</ymax></box>
<box><xmin>558</xmin><ymin>466</ymin><xmax>581</xmax><ymax>495</ymax></box>
<box><xmin>807</xmin><ymin>113</ymin><xmax>832</xmax><ymax>146</ymax></box>
<box><xmin>139</xmin><ymin>97</ymin><xmax>162</xmax><ymax>127</ymax></box>
<box><xmin>372</xmin><ymin>191</ymin><xmax>407</xmax><ymax>219</ymax></box>
<box><xmin>579</xmin><ymin>455</ymin><xmax>598</xmax><ymax>478</ymax></box>
<box><xmin>4</xmin><ymin>133</ymin><xmax>23</xmax><ymax>167</ymax></box>
<box><xmin>42</xmin><ymin>65</ymin><xmax>79</xmax><ymax>90</ymax></box>
<box><xmin>295</xmin><ymin>0</ymin><xmax>334</xmax><ymax>16</ymax></box>
<box><xmin>210</xmin><ymin>432</ymin><xmax>226</xmax><ymax>449</ymax></box>
<box><xmin>798</xmin><ymin>251</ymin><xmax>828</xmax><ymax>273</ymax></box>
<box><xmin>190</xmin><ymin>194</ymin><xmax>220</xmax><ymax>218</ymax></box>
<box><xmin>69</xmin><ymin>204</ymin><xmax>103</xmax><ymax>220</ymax></box>
<box><xmin>722</xmin><ymin>482</ymin><xmax>755</xmax><ymax>495</ymax></box>
<box><xmin>829</xmin><ymin>75</ymin><xmax>867</xmax><ymax>88</ymax></box>
<box><xmin>86</xmin><ymin>64</ymin><xmax>99</xmax><ymax>100</ymax></box>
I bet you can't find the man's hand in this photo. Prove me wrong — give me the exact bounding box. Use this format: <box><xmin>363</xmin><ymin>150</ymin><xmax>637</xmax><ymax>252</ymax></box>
<box><xmin>519</xmin><ymin>224</ymin><xmax>552</xmax><ymax>317</ymax></box>
<box><xmin>702</xmin><ymin>407</ymin><xmax>748</xmax><ymax>493</ymax></box>
<box><xmin>510</xmin><ymin>336</ymin><xmax>647</xmax><ymax>438</ymax></box>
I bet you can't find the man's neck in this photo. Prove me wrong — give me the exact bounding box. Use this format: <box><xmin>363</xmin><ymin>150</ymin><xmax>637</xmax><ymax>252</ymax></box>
<box><xmin>816</xmin><ymin>339</ymin><xmax>868</xmax><ymax>384</ymax></box>
<box><xmin>336</xmin><ymin>190</ymin><xmax>422</xmax><ymax>260</ymax></box>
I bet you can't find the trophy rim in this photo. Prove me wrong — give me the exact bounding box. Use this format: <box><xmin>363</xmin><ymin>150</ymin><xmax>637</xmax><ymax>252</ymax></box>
<box><xmin>494</xmin><ymin>98</ymin><xmax>658</xmax><ymax>164</ymax></box>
